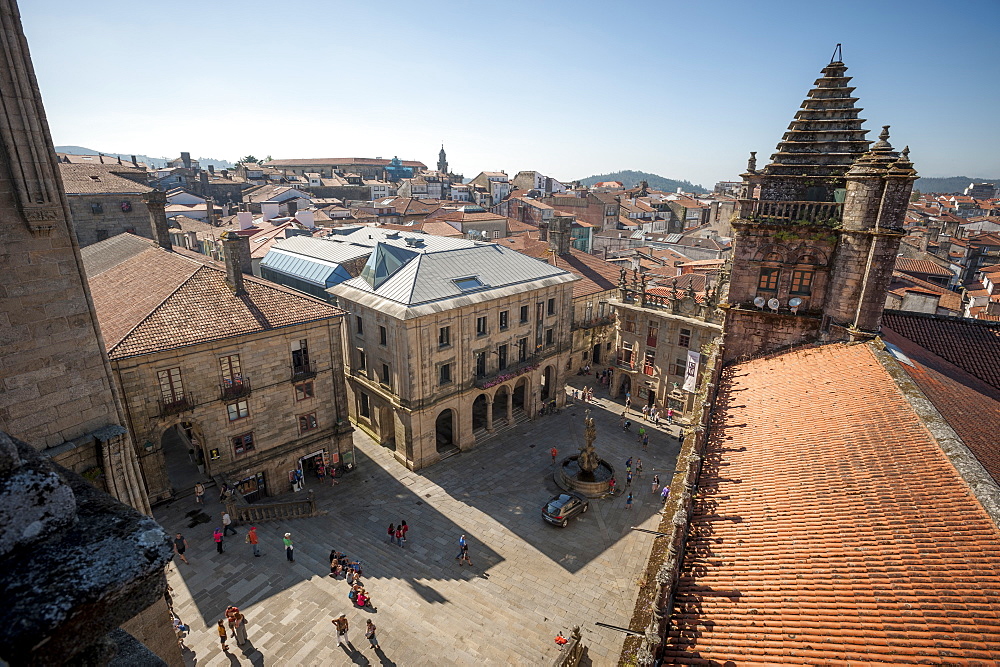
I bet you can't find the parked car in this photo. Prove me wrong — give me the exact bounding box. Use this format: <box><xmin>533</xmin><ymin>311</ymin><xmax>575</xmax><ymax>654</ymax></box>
<box><xmin>542</xmin><ymin>492</ymin><xmax>589</xmax><ymax>527</ymax></box>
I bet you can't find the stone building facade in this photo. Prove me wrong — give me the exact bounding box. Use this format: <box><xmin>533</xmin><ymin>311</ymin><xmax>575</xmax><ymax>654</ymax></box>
<box><xmin>610</xmin><ymin>273</ymin><xmax>724</xmax><ymax>419</ymax></box>
<box><xmin>330</xmin><ymin>228</ymin><xmax>577</xmax><ymax>470</ymax></box>
<box><xmin>722</xmin><ymin>58</ymin><xmax>917</xmax><ymax>362</ymax></box>
<box><xmin>82</xmin><ymin>233</ymin><xmax>354</xmax><ymax>503</ymax></box>
<box><xmin>58</xmin><ymin>162</ymin><xmax>155</xmax><ymax>247</ymax></box>
<box><xmin>0</xmin><ymin>1</ymin><xmax>175</xmax><ymax>663</ymax></box>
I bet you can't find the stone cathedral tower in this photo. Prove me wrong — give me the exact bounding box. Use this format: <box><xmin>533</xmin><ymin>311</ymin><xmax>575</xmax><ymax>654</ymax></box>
<box><xmin>721</xmin><ymin>54</ymin><xmax>917</xmax><ymax>362</ymax></box>
<box><xmin>437</xmin><ymin>144</ymin><xmax>449</xmax><ymax>174</ymax></box>
<box><xmin>0</xmin><ymin>0</ymin><xmax>149</xmax><ymax>512</ymax></box>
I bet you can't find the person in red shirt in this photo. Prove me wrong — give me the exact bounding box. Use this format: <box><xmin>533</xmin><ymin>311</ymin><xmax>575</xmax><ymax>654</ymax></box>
<box><xmin>554</xmin><ymin>632</ymin><xmax>568</xmax><ymax>650</ymax></box>
<box><xmin>550</xmin><ymin>447</ymin><xmax>558</xmax><ymax>464</ymax></box>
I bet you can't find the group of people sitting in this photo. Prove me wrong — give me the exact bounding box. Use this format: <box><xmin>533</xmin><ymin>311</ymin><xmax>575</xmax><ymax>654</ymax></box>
<box><xmin>329</xmin><ymin>550</ymin><xmax>377</xmax><ymax>611</ymax></box>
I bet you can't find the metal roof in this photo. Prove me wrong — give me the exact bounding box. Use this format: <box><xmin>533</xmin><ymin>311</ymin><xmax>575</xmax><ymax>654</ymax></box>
<box><xmin>260</xmin><ymin>248</ymin><xmax>355</xmax><ymax>287</ymax></box>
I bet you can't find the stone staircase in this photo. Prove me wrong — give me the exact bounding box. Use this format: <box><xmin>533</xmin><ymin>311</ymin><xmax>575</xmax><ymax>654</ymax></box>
<box><xmin>473</xmin><ymin>408</ymin><xmax>530</xmax><ymax>444</ymax></box>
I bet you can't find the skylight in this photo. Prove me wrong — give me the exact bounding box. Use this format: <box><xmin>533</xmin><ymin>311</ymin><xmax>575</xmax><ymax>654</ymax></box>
<box><xmin>453</xmin><ymin>276</ymin><xmax>484</xmax><ymax>291</ymax></box>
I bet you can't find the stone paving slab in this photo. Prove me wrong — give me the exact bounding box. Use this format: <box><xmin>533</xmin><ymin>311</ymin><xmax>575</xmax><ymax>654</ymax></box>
<box><xmin>158</xmin><ymin>378</ymin><xmax>683</xmax><ymax>666</ymax></box>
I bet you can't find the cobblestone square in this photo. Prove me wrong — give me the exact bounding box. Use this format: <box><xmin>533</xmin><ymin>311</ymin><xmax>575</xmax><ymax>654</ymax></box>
<box><xmin>158</xmin><ymin>383</ymin><xmax>682</xmax><ymax>666</ymax></box>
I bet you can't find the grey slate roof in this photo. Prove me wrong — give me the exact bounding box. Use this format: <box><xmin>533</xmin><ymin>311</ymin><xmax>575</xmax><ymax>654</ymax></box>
<box><xmin>328</xmin><ymin>227</ymin><xmax>577</xmax><ymax>318</ymax></box>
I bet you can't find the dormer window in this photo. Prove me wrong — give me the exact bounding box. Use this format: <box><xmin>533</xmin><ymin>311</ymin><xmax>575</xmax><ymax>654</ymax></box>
<box><xmin>453</xmin><ymin>276</ymin><xmax>484</xmax><ymax>291</ymax></box>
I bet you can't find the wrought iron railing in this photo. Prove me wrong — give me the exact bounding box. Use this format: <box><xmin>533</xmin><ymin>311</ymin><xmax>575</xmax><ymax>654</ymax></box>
<box><xmin>738</xmin><ymin>199</ymin><xmax>843</xmax><ymax>225</ymax></box>
<box><xmin>474</xmin><ymin>354</ymin><xmax>539</xmax><ymax>390</ymax></box>
<box><xmin>571</xmin><ymin>314</ymin><xmax>616</xmax><ymax>331</ymax></box>
<box><xmin>158</xmin><ymin>394</ymin><xmax>194</xmax><ymax>417</ymax></box>
<box><xmin>219</xmin><ymin>376</ymin><xmax>252</xmax><ymax>401</ymax></box>
<box><xmin>291</xmin><ymin>362</ymin><xmax>317</xmax><ymax>381</ymax></box>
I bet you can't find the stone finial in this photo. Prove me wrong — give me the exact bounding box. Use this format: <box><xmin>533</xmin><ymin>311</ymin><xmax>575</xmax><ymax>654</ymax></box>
<box><xmin>902</xmin><ymin>146</ymin><xmax>910</xmax><ymax>159</ymax></box>
<box><xmin>872</xmin><ymin>125</ymin><xmax>893</xmax><ymax>151</ymax></box>
<box><xmin>747</xmin><ymin>151</ymin><xmax>757</xmax><ymax>173</ymax></box>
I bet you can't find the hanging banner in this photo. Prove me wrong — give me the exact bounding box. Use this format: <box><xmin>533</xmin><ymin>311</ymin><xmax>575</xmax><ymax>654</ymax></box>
<box><xmin>682</xmin><ymin>350</ymin><xmax>701</xmax><ymax>392</ymax></box>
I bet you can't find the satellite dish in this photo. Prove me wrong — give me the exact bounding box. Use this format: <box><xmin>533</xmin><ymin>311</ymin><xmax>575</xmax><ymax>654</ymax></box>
<box><xmin>753</xmin><ymin>296</ymin><xmax>766</xmax><ymax>309</ymax></box>
<box><xmin>767</xmin><ymin>298</ymin><xmax>780</xmax><ymax>311</ymax></box>
<box><xmin>789</xmin><ymin>297</ymin><xmax>803</xmax><ymax>314</ymax></box>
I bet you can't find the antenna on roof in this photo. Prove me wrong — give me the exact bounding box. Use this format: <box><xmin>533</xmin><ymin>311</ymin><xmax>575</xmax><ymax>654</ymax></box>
<box><xmin>830</xmin><ymin>43</ymin><xmax>842</xmax><ymax>63</ymax></box>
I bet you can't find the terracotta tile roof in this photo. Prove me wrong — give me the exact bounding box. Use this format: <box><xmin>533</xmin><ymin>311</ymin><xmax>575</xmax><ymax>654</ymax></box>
<box><xmin>881</xmin><ymin>327</ymin><xmax>1000</xmax><ymax>484</ymax></box>
<box><xmin>664</xmin><ymin>343</ymin><xmax>1000</xmax><ymax>662</ymax></box>
<box><xmin>881</xmin><ymin>311</ymin><xmax>1000</xmax><ymax>390</ymax></box>
<box><xmin>500</xmin><ymin>237</ymin><xmax>618</xmax><ymax>298</ymax></box>
<box><xmin>887</xmin><ymin>272</ymin><xmax>963</xmax><ymax>312</ymax></box>
<box><xmin>894</xmin><ymin>256</ymin><xmax>953</xmax><ymax>277</ymax></box>
<box><xmin>264</xmin><ymin>157</ymin><xmax>426</xmax><ymax>168</ymax></box>
<box><xmin>58</xmin><ymin>163</ymin><xmax>153</xmax><ymax>195</ymax></box>
<box><xmin>84</xmin><ymin>235</ymin><xmax>344</xmax><ymax>360</ymax></box>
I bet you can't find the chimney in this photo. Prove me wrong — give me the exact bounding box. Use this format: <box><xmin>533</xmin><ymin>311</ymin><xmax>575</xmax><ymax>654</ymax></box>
<box><xmin>142</xmin><ymin>190</ymin><xmax>172</xmax><ymax>251</ymax></box>
<box><xmin>131</xmin><ymin>154</ymin><xmax>138</xmax><ymax>166</ymax></box>
<box><xmin>220</xmin><ymin>231</ymin><xmax>250</xmax><ymax>295</ymax></box>
<box><xmin>287</xmin><ymin>200</ymin><xmax>298</xmax><ymax>217</ymax></box>
<box><xmin>221</xmin><ymin>169</ymin><xmax>229</xmax><ymax>179</ymax></box>
<box><xmin>237</xmin><ymin>211</ymin><xmax>254</xmax><ymax>230</ymax></box>
<box><xmin>181</xmin><ymin>151</ymin><xmax>191</xmax><ymax>169</ymax></box>
<box><xmin>98</xmin><ymin>152</ymin><xmax>104</xmax><ymax>164</ymax></box>
<box><xmin>205</xmin><ymin>196</ymin><xmax>215</xmax><ymax>225</ymax></box>
<box><xmin>261</xmin><ymin>201</ymin><xmax>280</xmax><ymax>221</ymax></box>
<box><xmin>549</xmin><ymin>215</ymin><xmax>571</xmax><ymax>256</ymax></box>
<box><xmin>208</xmin><ymin>164</ymin><xmax>215</xmax><ymax>175</ymax></box>
<box><xmin>296</xmin><ymin>210</ymin><xmax>315</xmax><ymax>228</ymax></box>
<box><xmin>199</xmin><ymin>170</ymin><xmax>209</xmax><ymax>194</ymax></box>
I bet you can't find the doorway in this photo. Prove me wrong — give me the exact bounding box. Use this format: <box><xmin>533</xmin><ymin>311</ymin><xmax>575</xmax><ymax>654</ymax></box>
<box><xmin>435</xmin><ymin>409</ymin><xmax>456</xmax><ymax>453</ymax></box>
<box><xmin>472</xmin><ymin>394</ymin><xmax>489</xmax><ymax>431</ymax></box>
<box><xmin>492</xmin><ymin>386</ymin><xmax>509</xmax><ymax>427</ymax></box>
<box><xmin>592</xmin><ymin>343</ymin><xmax>602</xmax><ymax>365</ymax></box>
<box><xmin>161</xmin><ymin>421</ymin><xmax>209</xmax><ymax>496</ymax></box>
<box><xmin>513</xmin><ymin>378</ymin><xmax>527</xmax><ymax>413</ymax></box>
<box><xmin>541</xmin><ymin>365</ymin><xmax>553</xmax><ymax>401</ymax></box>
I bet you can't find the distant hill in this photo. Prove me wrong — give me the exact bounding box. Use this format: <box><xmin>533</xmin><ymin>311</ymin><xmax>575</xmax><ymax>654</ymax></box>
<box><xmin>55</xmin><ymin>146</ymin><xmax>235</xmax><ymax>171</ymax></box>
<box><xmin>577</xmin><ymin>170</ymin><xmax>707</xmax><ymax>194</ymax></box>
<box><xmin>914</xmin><ymin>176</ymin><xmax>999</xmax><ymax>195</ymax></box>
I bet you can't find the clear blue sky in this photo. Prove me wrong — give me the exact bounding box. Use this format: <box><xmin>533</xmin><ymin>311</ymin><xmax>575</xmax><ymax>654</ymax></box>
<box><xmin>20</xmin><ymin>0</ymin><xmax>1000</xmax><ymax>187</ymax></box>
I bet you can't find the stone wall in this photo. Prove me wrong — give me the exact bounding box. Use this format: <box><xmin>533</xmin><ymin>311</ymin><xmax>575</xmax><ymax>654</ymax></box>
<box><xmin>722</xmin><ymin>308</ymin><xmax>822</xmax><ymax>363</ymax></box>
<box><xmin>66</xmin><ymin>193</ymin><xmax>153</xmax><ymax>247</ymax></box>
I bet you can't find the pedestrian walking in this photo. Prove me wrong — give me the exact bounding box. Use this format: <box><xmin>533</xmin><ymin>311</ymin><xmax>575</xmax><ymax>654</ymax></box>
<box><xmin>317</xmin><ymin>464</ymin><xmax>326</xmax><ymax>484</ymax></box>
<box><xmin>365</xmin><ymin>619</ymin><xmax>380</xmax><ymax>651</ymax></box>
<box><xmin>651</xmin><ymin>474</ymin><xmax>660</xmax><ymax>494</ymax></box>
<box><xmin>221</xmin><ymin>511</ymin><xmax>236</xmax><ymax>536</ymax></box>
<box><xmin>572</xmin><ymin>388</ymin><xmax>579</xmax><ymax>401</ymax></box>
<box><xmin>193</xmin><ymin>482</ymin><xmax>205</xmax><ymax>504</ymax></box>
<box><xmin>458</xmin><ymin>541</ymin><xmax>473</xmax><ymax>567</ymax></box>
<box><xmin>173</xmin><ymin>533</ymin><xmax>189</xmax><ymax>564</ymax></box>
<box><xmin>283</xmin><ymin>532</ymin><xmax>294</xmax><ymax>562</ymax></box>
<box><xmin>555</xmin><ymin>632</ymin><xmax>569</xmax><ymax>650</ymax></box>
<box><xmin>637</xmin><ymin>425</ymin><xmax>646</xmax><ymax>444</ymax></box>
<box><xmin>217</xmin><ymin>619</ymin><xmax>229</xmax><ymax>652</ymax></box>
<box><xmin>246</xmin><ymin>526</ymin><xmax>260</xmax><ymax>557</ymax></box>
<box><xmin>626</xmin><ymin>457</ymin><xmax>632</xmax><ymax>470</ymax></box>
<box><xmin>619</xmin><ymin>411</ymin><xmax>626</xmax><ymax>427</ymax></box>
<box><xmin>387</xmin><ymin>522</ymin><xmax>395</xmax><ymax>543</ymax></box>
<box><xmin>586</xmin><ymin>387</ymin><xmax>593</xmax><ymax>402</ymax></box>
<box><xmin>641</xmin><ymin>405</ymin><xmax>649</xmax><ymax>421</ymax></box>
<box><xmin>636</xmin><ymin>459</ymin><xmax>643</xmax><ymax>477</ymax></box>
<box><xmin>550</xmin><ymin>446</ymin><xmax>558</xmax><ymax>464</ymax></box>
<box><xmin>624</xmin><ymin>397</ymin><xmax>631</xmax><ymax>412</ymax></box>
<box><xmin>455</xmin><ymin>534</ymin><xmax>467</xmax><ymax>560</ymax></box>
<box><xmin>667</xmin><ymin>407</ymin><xmax>674</xmax><ymax>424</ymax></box>
<box><xmin>626</xmin><ymin>492</ymin><xmax>633</xmax><ymax>510</ymax></box>
<box><xmin>642</xmin><ymin>433</ymin><xmax>649</xmax><ymax>451</ymax></box>
<box><xmin>394</xmin><ymin>525</ymin><xmax>403</xmax><ymax>547</ymax></box>
<box><xmin>626</xmin><ymin>472</ymin><xmax>632</xmax><ymax>488</ymax></box>
<box><xmin>219</xmin><ymin>483</ymin><xmax>231</xmax><ymax>503</ymax></box>
<box><xmin>332</xmin><ymin>614</ymin><xmax>351</xmax><ymax>648</ymax></box>
<box><xmin>650</xmin><ymin>406</ymin><xmax>658</xmax><ymax>424</ymax></box>
<box><xmin>582</xmin><ymin>386</ymin><xmax>589</xmax><ymax>402</ymax></box>
<box><xmin>400</xmin><ymin>520</ymin><xmax>408</xmax><ymax>545</ymax></box>
<box><xmin>661</xmin><ymin>485</ymin><xmax>670</xmax><ymax>505</ymax></box>
<box><xmin>214</xmin><ymin>528</ymin><xmax>224</xmax><ymax>554</ymax></box>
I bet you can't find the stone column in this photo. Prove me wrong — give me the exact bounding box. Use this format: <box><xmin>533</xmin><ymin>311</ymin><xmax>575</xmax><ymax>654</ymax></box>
<box><xmin>485</xmin><ymin>399</ymin><xmax>493</xmax><ymax>432</ymax></box>
<box><xmin>506</xmin><ymin>389</ymin><xmax>514</xmax><ymax>423</ymax></box>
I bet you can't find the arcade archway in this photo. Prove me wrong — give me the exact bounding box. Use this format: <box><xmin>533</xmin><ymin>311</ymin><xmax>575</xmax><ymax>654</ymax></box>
<box><xmin>472</xmin><ymin>394</ymin><xmax>489</xmax><ymax>431</ymax></box>
<box><xmin>435</xmin><ymin>409</ymin><xmax>455</xmax><ymax>453</ymax></box>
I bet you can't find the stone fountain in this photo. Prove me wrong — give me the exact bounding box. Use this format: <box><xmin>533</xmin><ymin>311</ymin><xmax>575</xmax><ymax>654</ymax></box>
<box><xmin>556</xmin><ymin>410</ymin><xmax>614</xmax><ymax>498</ymax></box>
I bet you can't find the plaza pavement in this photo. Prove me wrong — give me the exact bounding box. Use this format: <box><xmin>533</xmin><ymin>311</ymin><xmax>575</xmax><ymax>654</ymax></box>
<box><xmin>157</xmin><ymin>378</ymin><xmax>683</xmax><ymax>666</ymax></box>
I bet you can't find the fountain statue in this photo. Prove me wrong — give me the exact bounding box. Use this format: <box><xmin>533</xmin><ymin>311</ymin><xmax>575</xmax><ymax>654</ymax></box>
<box><xmin>556</xmin><ymin>410</ymin><xmax>614</xmax><ymax>497</ymax></box>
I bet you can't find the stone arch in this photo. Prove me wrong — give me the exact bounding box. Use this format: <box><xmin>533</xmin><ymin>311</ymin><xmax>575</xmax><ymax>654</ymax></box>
<box><xmin>156</xmin><ymin>419</ymin><xmax>210</xmax><ymax>499</ymax></box>
<box><xmin>541</xmin><ymin>365</ymin><xmax>554</xmax><ymax>401</ymax></box>
<box><xmin>492</xmin><ymin>385</ymin><xmax>510</xmax><ymax>427</ymax></box>
<box><xmin>752</xmin><ymin>245</ymin><xmax>787</xmax><ymax>264</ymax></box>
<box><xmin>619</xmin><ymin>373</ymin><xmax>632</xmax><ymax>397</ymax></box>
<box><xmin>791</xmin><ymin>246</ymin><xmax>829</xmax><ymax>266</ymax></box>
<box><xmin>435</xmin><ymin>409</ymin><xmax>455</xmax><ymax>453</ymax></box>
<box><xmin>471</xmin><ymin>393</ymin><xmax>489</xmax><ymax>431</ymax></box>
<box><xmin>512</xmin><ymin>377</ymin><xmax>527</xmax><ymax>412</ymax></box>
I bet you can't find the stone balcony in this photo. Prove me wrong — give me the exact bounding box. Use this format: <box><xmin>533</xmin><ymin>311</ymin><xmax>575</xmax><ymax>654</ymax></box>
<box><xmin>474</xmin><ymin>354</ymin><xmax>540</xmax><ymax>390</ymax></box>
<box><xmin>571</xmin><ymin>314</ymin><xmax>616</xmax><ymax>331</ymax></box>
<box><xmin>219</xmin><ymin>376</ymin><xmax>252</xmax><ymax>401</ymax></box>
<box><xmin>737</xmin><ymin>199</ymin><xmax>843</xmax><ymax>226</ymax></box>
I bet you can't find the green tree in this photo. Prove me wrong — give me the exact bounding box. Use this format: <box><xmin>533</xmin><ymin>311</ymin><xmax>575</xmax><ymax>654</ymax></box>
<box><xmin>237</xmin><ymin>155</ymin><xmax>258</xmax><ymax>165</ymax></box>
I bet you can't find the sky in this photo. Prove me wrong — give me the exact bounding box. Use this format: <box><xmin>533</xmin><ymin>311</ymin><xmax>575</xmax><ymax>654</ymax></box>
<box><xmin>19</xmin><ymin>0</ymin><xmax>1000</xmax><ymax>187</ymax></box>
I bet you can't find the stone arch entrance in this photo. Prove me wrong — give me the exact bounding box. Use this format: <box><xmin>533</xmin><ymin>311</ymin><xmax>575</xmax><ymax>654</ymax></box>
<box><xmin>513</xmin><ymin>377</ymin><xmax>527</xmax><ymax>412</ymax></box>
<box><xmin>619</xmin><ymin>374</ymin><xmax>632</xmax><ymax>398</ymax></box>
<box><xmin>472</xmin><ymin>393</ymin><xmax>489</xmax><ymax>432</ymax></box>
<box><xmin>541</xmin><ymin>365</ymin><xmax>554</xmax><ymax>401</ymax></box>
<box><xmin>159</xmin><ymin>420</ymin><xmax>210</xmax><ymax>498</ymax></box>
<box><xmin>435</xmin><ymin>409</ymin><xmax>456</xmax><ymax>454</ymax></box>
<box><xmin>592</xmin><ymin>342</ymin><xmax>602</xmax><ymax>365</ymax></box>
<box><xmin>492</xmin><ymin>385</ymin><xmax>510</xmax><ymax>427</ymax></box>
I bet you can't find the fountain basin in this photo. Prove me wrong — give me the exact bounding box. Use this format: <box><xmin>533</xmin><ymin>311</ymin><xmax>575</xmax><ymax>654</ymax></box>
<box><xmin>556</xmin><ymin>456</ymin><xmax>615</xmax><ymax>498</ymax></box>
